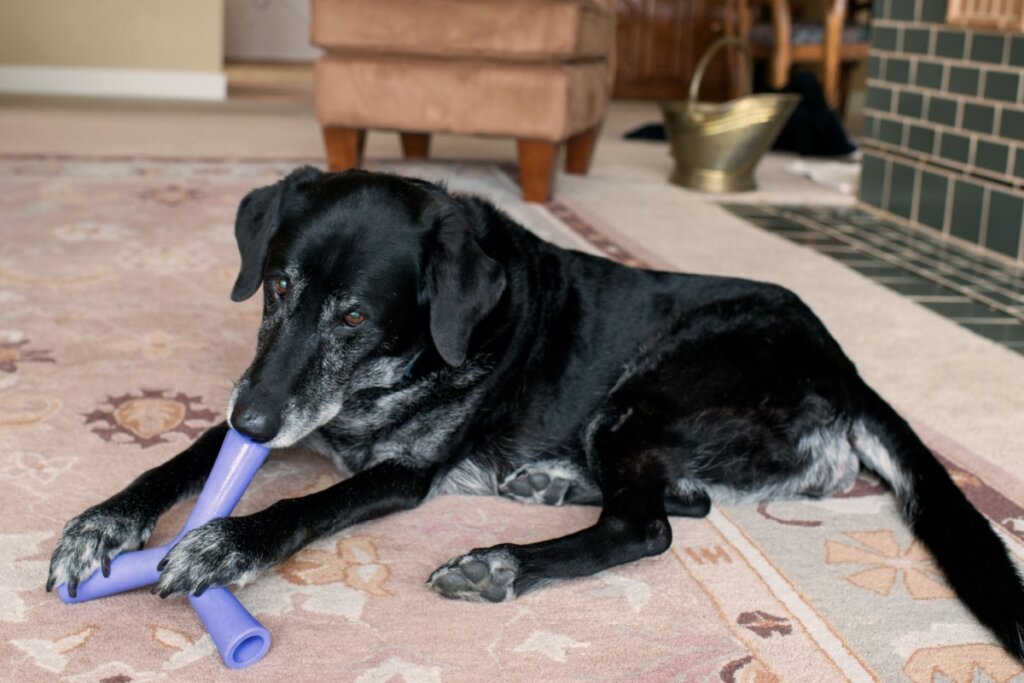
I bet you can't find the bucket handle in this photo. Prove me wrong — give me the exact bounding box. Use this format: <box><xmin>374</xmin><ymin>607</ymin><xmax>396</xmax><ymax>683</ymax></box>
<box><xmin>688</xmin><ymin>37</ymin><xmax>755</xmax><ymax>110</ymax></box>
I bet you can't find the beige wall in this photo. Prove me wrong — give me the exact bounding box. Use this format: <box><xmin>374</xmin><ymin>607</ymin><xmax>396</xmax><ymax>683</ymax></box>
<box><xmin>0</xmin><ymin>0</ymin><xmax>223</xmax><ymax>72</ymax></box>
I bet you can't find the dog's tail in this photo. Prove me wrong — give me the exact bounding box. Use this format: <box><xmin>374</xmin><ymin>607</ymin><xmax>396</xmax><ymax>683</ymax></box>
<box><xmin>854</xmin><ymin>385</ymin><xmax>1024</xmax><ymax>660</ymax></box>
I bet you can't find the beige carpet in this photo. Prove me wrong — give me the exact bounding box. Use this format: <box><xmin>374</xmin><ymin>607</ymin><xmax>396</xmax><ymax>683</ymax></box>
<box><xmin>0</xmin><ymin>155</ymin><xmax>1023</xmax><ymax>681</ymax></box>
<box><xmin>0</xmin><ymin>95</ymin><xmax>1023</xmax><ymax>681</ymax></box>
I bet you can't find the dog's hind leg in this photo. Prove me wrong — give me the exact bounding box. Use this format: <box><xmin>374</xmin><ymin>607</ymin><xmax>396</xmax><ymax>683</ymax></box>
<box><xmin>496</xmin><ymin>460</ymin><xmax>708</xmax><ymax>516</ymax></box>
<box><xmin>429</xmin><ymin>410</ymin><xmax>679</xmax><ymax>602</ymax></box>
<box><xmin>664</xmin><ymin>487</ymin><xmax>711</xmax><ymax>517</ymax></box>
<box><xmin>429</xmin><ymin>464</ymin><xmax>670</xmax><ymax>601</ymax></box>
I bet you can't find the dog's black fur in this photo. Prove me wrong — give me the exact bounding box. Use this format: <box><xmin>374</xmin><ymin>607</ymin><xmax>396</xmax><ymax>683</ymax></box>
<box><xmin>49</xmin><ymin>167</ymin><xmax>1024</xmax><ymax>658</ymax></box>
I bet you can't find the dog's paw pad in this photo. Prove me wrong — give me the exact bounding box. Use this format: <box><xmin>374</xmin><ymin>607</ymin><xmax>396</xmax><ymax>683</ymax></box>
<box><xmin>499</xmin><ymin>465</ymin><xmax>572</xmax><ymax>506</ymax></box>
<box><xmin>427</xmin><ymin>549</ymin><xmax>518</xmax><ymax>603</ymax></box>
<box><xmin>460</xmin><ymin>559</ymin><xmax>490</xmax><ymax>582</ymax></box>
<box><xmin>528</xmin><ymin>472</ymin><xmax>551</xmax><ymax>489</ymax></box>
<box><xmin>431</xmin><ymin>570</ymin><xmax>471</xmax><ymax>594</ymax></box>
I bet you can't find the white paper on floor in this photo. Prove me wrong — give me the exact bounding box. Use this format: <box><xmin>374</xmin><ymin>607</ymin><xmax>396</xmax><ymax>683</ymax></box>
<box><xmin>784</xmin><ymin>157</ymin><xmax>861</xmax><ymax>196</ymax></box>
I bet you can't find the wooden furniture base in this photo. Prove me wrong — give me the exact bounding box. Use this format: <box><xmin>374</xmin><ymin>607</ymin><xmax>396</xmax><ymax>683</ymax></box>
<box><xmin>321</xmin><ymin>128</ymin><xmax>603</xmax><ymax>202</ymax></box>
<box><xmin>565</xmin><ymin>125</ymin><xmax>599</xmax><ymax>175</ymax></box>
<box><xmin>323</xmin><ymin>127</ymin><xmax>366</xmax><ymax>172</ymax></box>
<box><xmin>400</xmin><ymin>132</ymin><xmax>431</xmax><ymax>159</ymax></box>
<box><xmin>516</xmin><ymin>139</ymin><xmax>559</xmax><ymax>203</ymax></box>
<box><xmin>735</xmin><ymin>0</ymin><xmax>870</xmax><ymax>112</ymax></box>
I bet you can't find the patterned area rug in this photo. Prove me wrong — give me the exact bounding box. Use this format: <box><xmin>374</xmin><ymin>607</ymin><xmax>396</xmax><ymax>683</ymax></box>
<box><xmin>2</xmin><ymin>156</ymin><xmax>1024</xmax><ymax>682</ymax></box>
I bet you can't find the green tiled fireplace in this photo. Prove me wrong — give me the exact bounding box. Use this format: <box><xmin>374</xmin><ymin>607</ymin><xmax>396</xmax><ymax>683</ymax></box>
<box><xmin>860</xmin><ymin>0</ymin><xmax>1024</xmax><ymax>262</ymax></box>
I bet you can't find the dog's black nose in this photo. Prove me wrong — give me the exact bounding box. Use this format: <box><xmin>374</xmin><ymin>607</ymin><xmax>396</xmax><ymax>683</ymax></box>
<box><xmin>230</xmin><ymin>403</ymin><xmax>280</xmax><ymax>443</ymax></box>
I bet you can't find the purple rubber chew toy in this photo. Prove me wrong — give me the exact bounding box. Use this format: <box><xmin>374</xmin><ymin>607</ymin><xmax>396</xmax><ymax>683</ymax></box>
<box><xmin>56</xmin><ymin>429</ymin><xmax>272</xmax><ymax>669</ymax></box>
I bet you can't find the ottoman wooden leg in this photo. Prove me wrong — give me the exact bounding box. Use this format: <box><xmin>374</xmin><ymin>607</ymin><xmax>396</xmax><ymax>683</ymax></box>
<box><xmin>400</xmin><ymin>132</ymin><xmax>431</xmax><ymax>159</ymax></box>
<box><xmin>517</xmin><ymin>139</ymin><xmax>558</xmax><ymax>203</ymax></box>
<box><xmin>323</xmin><ymin>127</ymin><xmax>366</xmax><ymax>172</ymax></box>
<box><xmin>565</xmin><ymin>125</ymin><xmax>600</xmax><ymax>175</ymax></box>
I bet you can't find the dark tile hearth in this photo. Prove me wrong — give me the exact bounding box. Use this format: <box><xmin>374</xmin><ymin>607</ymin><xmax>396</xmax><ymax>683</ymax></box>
<box><xmin>861</xmin><ymin>0</ymin><xmax>1024</xmax><ymax>263</ymax></box>
<box><xmin>725</xmin><ymin>204</ymin><xmax>1024</xmax><ymax>354</ymax></box>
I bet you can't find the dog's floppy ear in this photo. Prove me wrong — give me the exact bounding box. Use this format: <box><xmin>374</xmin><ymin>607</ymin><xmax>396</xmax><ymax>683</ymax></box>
<box><xmin>230</xmin><ymin>183</ymin><xmax>282</xmax><ymax>301</ymax></box>
<box><xmin>230</xmin><ymin>166</ymin><xmax>320</xmax><ymax>302</ymax></box>
<box><xmin>426</xmin><ymin>206</ymin><xmax>506</xmax><ymax>367</ymax></box>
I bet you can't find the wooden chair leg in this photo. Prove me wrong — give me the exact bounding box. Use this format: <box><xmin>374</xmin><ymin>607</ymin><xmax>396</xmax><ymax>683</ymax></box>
<box><xmin>323</xmin><ymin>127</ymin><xmax>366</xmax><ymax>172</ymax></box>
<box><xmin>769</xmin><ymin>0</ymin><xmax>792</xmax><ymax>89</ymax></box>
<box><xmin>822</xmin><ymin>0</ymin><xmax>847</xmax><ymax>111</ymax></box>
<box><xmin>400</xmin><ymin>132</ymin><xmax>431</xmax><ymax>159</ymax></box>
<box><xmin>837</xmin><ymin>63</ymin><xmax>852</xmax><ymax>119</ymax></box>
<box><xmin>565</xmin><ymin>125</ymin><xmax>600</xmax><ymax>175</ymax></box>
<box><xmin>517</xmin><ymin>139</ymin><xmax>559</xmax><ymax>203</ymax></box>
<box><xmin>822</xmin><ymin>37</ymin><xmax>842</xmax><ymax>108</ymax></box>
<box><xmin>726</xmin><ymin>0</ymin><xmax>751</xmax><ymax>100</ymax></box>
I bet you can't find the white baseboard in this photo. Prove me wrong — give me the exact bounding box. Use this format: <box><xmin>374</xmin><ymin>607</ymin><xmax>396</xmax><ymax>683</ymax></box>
<box><xmin>0</xmin><ymin>65</ymin><xmax>227</xmax><ymax>101</ymax></box>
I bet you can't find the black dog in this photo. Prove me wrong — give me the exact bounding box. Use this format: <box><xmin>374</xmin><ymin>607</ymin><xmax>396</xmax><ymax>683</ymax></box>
<box><xmin>48</xmin><ymin>167</ymin><xmax>1024</xmax><ymax>659</ymax></box>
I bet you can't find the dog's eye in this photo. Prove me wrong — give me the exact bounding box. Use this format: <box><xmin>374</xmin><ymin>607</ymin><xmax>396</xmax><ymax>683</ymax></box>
<box><xmin>343</xmin><ymin>310</ymin><xmax>366</xmax><ymax>327</ymax></box>
<box><xmin>272</xmin><ymin>276</ymin><xmax>290</xmax><ymax>297</ymax></box>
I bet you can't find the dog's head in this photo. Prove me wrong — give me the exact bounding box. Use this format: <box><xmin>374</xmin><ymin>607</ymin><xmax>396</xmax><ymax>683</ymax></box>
<box><xmin>226</xmin><ymin>167</ymin><xmax>505</xmax><ymax>446</ymax></box>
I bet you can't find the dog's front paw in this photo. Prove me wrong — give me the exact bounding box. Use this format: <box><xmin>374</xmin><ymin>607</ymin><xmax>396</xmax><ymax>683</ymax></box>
<box><xmin>47</xmin><ymin>502</ymin><xmax>155</xmax><ymax>597</ymax></box>
<box><xmin>427</xmin><ymin>547</ymin><xmax>519</xmax><ymax>603</ymax></box>
<box><xmin>154</xmin><ymin>518</ymin><xmax>265</xmax><ymax>598</ymax></box>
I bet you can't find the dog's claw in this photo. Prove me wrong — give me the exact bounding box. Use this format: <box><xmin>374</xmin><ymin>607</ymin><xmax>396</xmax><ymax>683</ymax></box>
<box><xmin>45</xmin><ymin>576</ymin><xmax>55</xmax><ymax>593</ymax></box>
<box><xmin>47</xmin><ymin>502</ymin><xmax>156</xmax><ymax>598</ymax></box>
<box><xmin>156</xmin><ymin>558</ymin><xmax>167</xmax><ymax>572</ymax></box>
<box><xmin>154</xmin><ymin>517</ymin><xmax>267</xmax><ymax>598</ymax></box>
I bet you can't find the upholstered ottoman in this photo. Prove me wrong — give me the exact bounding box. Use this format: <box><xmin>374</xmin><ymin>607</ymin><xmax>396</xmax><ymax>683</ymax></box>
<box><xmin>311</xmin><ymin>0</ymin><xmax>615</xmax><ymax>201</ymax></box>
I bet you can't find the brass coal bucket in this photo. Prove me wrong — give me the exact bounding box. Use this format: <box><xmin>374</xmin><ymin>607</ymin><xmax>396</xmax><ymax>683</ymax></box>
<box><xmin>661</xmin><ymin>37</ymin><xmax>800</xmax><ymax>192</ymax></box>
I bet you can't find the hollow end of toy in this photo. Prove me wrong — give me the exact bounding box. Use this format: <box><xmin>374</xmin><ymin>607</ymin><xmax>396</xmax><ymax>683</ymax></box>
<box><xmin>190</xmin><ymin>589</ymin><xmax>271</xmax><ymax>668</ymax></box>
<box><xmin>57</xmin><ymin>546</ymin><xmax>166</xmax><ymax>603</ymax></box>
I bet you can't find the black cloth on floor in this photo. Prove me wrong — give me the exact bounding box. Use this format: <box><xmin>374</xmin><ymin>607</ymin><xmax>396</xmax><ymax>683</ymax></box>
<box><xmin>622</xmin><ymin>123</ymin><xmax>667</xmax><ymax>141</ymax></box>
<box><xmin>770</xmin><ymin>72</ymin><xmax>856</xmax><ymax>156</ymax></box>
